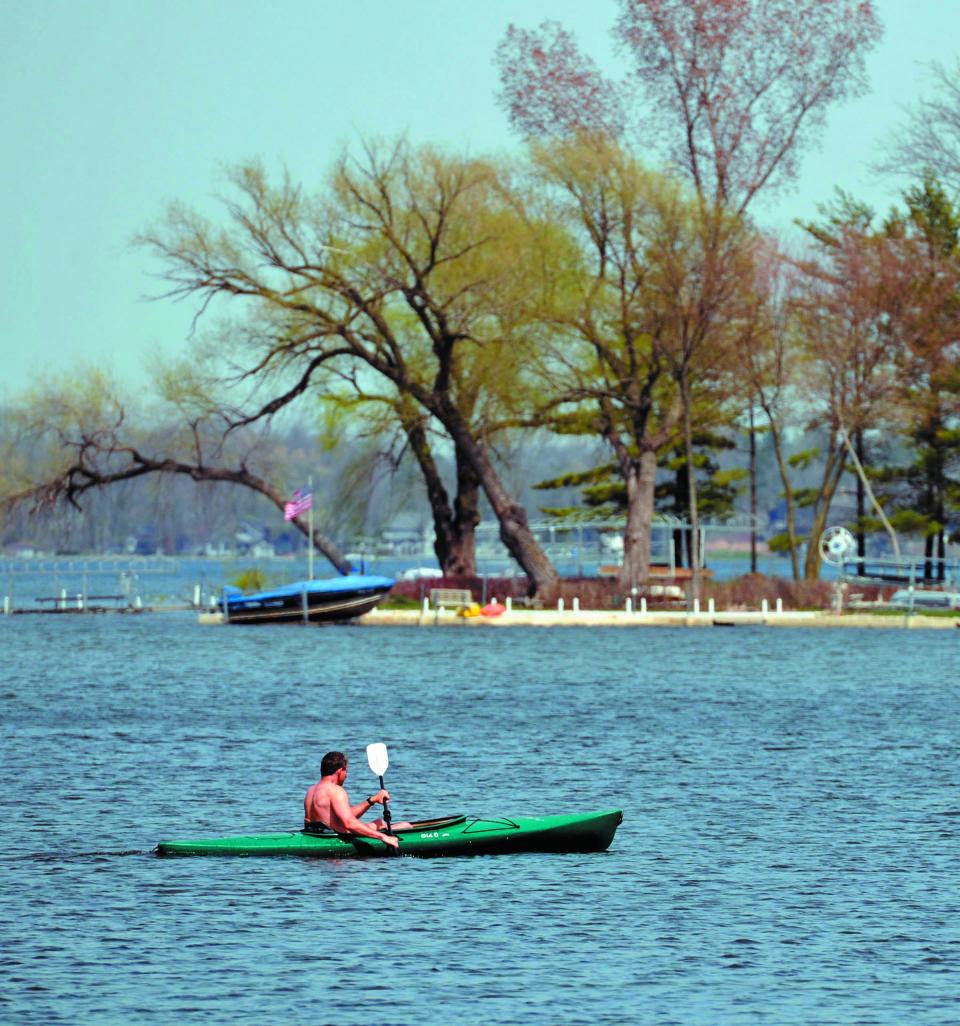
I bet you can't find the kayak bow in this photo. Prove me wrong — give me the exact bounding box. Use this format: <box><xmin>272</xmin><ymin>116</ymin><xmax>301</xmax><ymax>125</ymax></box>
<box><xmin>156</xmin><ymin>809</ymin><xmax>622</xmax><ymax>858</ymax></box>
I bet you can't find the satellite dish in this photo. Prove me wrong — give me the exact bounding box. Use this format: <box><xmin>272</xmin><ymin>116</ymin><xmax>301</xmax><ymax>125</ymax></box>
<box><xmin>819</xmin><ymin>526</ymin><xmax>856</xmax><ymax>566</ymax></box>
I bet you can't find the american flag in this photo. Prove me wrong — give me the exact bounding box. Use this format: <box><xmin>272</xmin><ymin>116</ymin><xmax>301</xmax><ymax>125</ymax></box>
<box><xmin>283</xmin><ymin>488</ymin><xmax>312</xmax><ymax>521</ymax></box>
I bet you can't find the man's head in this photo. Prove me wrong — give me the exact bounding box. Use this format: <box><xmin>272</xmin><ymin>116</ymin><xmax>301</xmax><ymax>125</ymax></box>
<box><xmin>321</xmin><ymin>751</ymin><xmax>348</xmax><ymax>779</ymax></box>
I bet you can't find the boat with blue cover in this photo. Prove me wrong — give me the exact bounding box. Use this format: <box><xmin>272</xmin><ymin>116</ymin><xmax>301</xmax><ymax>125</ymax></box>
<box><xmin>220</xmin><ymin>574</ymin><xmax>394</xmax><ymax>624</ymax></box>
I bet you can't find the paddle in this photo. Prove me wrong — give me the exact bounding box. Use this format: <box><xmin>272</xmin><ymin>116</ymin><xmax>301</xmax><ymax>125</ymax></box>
<box><xmin>366</xmin><ymin>742</ymin><xmax>393</xmax><ymax>837</ymax></box>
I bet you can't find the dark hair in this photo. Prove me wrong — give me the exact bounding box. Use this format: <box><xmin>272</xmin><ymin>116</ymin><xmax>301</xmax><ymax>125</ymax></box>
<box><xmin>321</xmin><ymin>751</ymin><xmax>348</xmax><ymax>777</ymax></box>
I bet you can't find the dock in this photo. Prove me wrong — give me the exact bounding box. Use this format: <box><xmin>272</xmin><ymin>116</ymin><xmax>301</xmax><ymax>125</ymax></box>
<box><xmin>358</xmin><ymin>608</ymin><xmax>957</xmax><ymax>629</ymax></box>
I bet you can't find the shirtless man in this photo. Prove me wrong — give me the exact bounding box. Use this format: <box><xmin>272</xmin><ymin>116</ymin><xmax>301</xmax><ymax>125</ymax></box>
<box><xmin>304</xmin><ymin>751</ymin><xmax>405</xmax><ymax>851</ymax></box>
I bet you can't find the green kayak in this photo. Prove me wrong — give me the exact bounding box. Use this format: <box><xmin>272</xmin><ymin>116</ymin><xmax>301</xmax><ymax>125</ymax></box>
<box><xmin>156</xmin><ymin>809</ymin><xmax>622</xmax><ymax>858</ymax></box>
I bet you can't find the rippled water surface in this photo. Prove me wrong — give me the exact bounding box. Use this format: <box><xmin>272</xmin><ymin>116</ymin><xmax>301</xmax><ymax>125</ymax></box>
<box><xmin>2</xmin><ymin>615</ymin><xmax>958</xmax><ymax>1025</ymax></box>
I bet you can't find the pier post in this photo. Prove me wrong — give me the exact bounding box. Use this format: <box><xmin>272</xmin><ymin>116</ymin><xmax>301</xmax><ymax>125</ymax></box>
<box><xmin>59</xmin><ymin>588</ymin><xmax>67</xmax><ymax>611</ymax></box>
<box><xmin>640</xmin><ymin>597</ymin><xmax>647</xmax><ymax>614</ymax></box>
<box><xmin>572</xmin><ymin>597</ymin><xmax>580</xmax><ymax>613</ymax></box>
<box><xmin>3</xmin><ymin>596</ymin><xmax>9</xmax><ymax>616</ymax></box>
<box><xmin>693</xmin><ymin>598</ymin><xmax>700</xmax><ymax>615</ymax></box>
<box><xmin>76</xmin><ymin>593</ymin><xmax>84</xmax><ymax>611</ymax></box>
<box><xmin>776</xmin><ymin>597</ymin><xmax>783</xmax><ymax>614</ymax></box>
<box><xmin>625</xmin><ymin>597</ymin><xmax>632</xmax><ymax>614</ymax></box>
<box><xmin>193</xmin><ymin>584</ymin><xmax>201</xmax><ymax>608</ymax></box>
<box><xmin>761</xmin><ymin>598</ymin><xmax>769</xmax><ymax>616</ymax></box>
<box><xmin>708</xmin><ymin>597</ymin><xmax>715</xmax><ymax>614</ymax></box>
<box><xmin>557</xmin><ymin>597</ymin><xmax>565</xmax><ymax>613</ymax></box>
<box><xmin>505</xmin><ymin>597</ymin><xmax>512</xmax><ymax>613</ymax></box>
<box><xmin>301</xmin><ymin>583</ymin><xmax>309</xmax><ymax>625</ymax></box>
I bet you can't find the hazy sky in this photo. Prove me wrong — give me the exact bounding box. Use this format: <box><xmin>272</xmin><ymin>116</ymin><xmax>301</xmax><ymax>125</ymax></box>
<box><xmin>2</xmin><ymin>0</ymin><xmax>958</xmax><ymax>396</ymax></box>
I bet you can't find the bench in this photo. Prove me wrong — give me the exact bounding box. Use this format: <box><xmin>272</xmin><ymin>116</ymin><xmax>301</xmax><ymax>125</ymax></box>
<box><xmin>429</xmin><ymin>588</ymin><xmax>474</xmax><ymax>610</ymax></box>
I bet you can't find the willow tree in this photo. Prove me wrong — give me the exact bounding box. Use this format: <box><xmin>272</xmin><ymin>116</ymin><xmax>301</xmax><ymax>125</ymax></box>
<box><xmin>0</xmin><ymin>365</ymin><xmax>353</xmax><ymax>568</ymax></box>
<box><xmin>139</xmin><ymin>141</ymin><xmax>559</xmax><ymax>595</ymax></box>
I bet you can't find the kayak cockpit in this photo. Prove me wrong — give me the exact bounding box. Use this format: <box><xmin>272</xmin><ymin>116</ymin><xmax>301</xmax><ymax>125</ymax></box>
<box><xmin>302</xmin><ymin>814</ymin><xmax>467</xmax><ymax>836</ymax></box>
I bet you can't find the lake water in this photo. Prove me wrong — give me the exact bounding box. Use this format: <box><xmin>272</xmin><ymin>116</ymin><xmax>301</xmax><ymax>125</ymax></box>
<box><xmin>2</xmin><ymin>614</ymin><xmax>958</xmax><ymax>1025</ymax></box>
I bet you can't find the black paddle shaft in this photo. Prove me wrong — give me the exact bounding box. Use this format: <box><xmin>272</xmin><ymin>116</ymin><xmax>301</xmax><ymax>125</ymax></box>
<box><xmin>379</xmin><ymin>774</ymin><xmax>393</xmax><ymax>834</ymax></box>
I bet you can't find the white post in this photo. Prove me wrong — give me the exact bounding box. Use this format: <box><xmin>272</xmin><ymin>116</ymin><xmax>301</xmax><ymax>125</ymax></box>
<box><xmin>572</xmin><ymin>597</ymin><xmax>579</xmax><ymax>613</ymax></box>
<box><xmin>693</xmin><ymin>598</ymin><xmax>700</xmax><ymax>614</ymax></box>
<box><xmin>776</xmin><ymin>597</ymin><xmax>783</xmax><ymax>614</ymax></box>
<box><xmin>557</xmin><ymin>597</ymin><xmax>565</xmax><ymax>613</ymax></box>
<box><xmin>422</xmin><ymin>597</ymin><xmax>429</xmax><ymax>616</ymax></box>
<box><xmin>625</xmin><ymin>597</ymin><xmax>632</xmax><ymax>614</ymax></box>
<box><xmin>134</xmin><ymin>595</ymin><xmax>143</xmax><ymax>610</ymax></box>
<box><xmin>307</xmin><ymin>474</ymin><xmax>315</xmax><ymax>582</ymax></box>
<box><xmin>193</xmin><ymin>584</ymin><xmax>201</xmax><ymax>608</ymax></box>
<box><xmin>3</xmin><ymin>596</ymin><xmax>9</xmax><ymax>615</ymax></box>
<box><xmin>60</xmin><ymin>588</ymin><xmax>67</xmax><ymax>610</ymax></box>
<box><xmin>76</xmin><ymin>593</ymin><xmax>83</xmax><ymax>611</ymax></box>
<box><xmin>761</xmin><ymin>598</ymin><xmax>769</xmax><ymax>615</ymax></box>
<box><xmin>640</xmin><ymin>597</ymin><xmax>647</xmax><ymax>614</ymax></box>
<box><xmin>708</xmin><ymin>597</ymin><xmax>715</xmax><ymax>614</ymax></box>
<box><xmin>505</xmin><ymin>597</ymin><xmax>512</xmax><ymax>613</ymax></box>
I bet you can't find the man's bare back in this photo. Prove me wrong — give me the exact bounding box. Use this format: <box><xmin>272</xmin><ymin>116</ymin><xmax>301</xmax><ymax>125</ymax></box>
<box><xmin>304</xmin><ymin>751</ymin><xmax>407</xmax><ymax>850</ymax></box>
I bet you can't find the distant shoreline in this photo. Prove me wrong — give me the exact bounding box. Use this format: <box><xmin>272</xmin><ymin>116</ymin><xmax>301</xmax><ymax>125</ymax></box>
<box><xmin>195</xmin><ymin>608</ymin><xmax>958</xmax><ymax>629</ymax></box>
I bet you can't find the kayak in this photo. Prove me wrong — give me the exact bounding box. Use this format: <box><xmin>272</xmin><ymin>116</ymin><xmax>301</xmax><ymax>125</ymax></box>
<box><xmin>156</xmin><ymin>809</ymin><xmax>622</xmax><ymax>858</ymax></box>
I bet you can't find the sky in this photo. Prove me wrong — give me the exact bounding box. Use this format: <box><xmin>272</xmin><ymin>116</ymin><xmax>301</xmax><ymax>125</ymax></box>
<box><xmin>2</xmin><ymin>0</ymin><xmax>959</xmax><ymax>397</ymax></box>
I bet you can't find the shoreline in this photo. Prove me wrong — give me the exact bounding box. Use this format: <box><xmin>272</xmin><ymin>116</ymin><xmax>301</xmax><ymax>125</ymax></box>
<box><xmin>197</xmin><ymin>608</ymin><xmax>959</xmax><ymax>629</ymax></box>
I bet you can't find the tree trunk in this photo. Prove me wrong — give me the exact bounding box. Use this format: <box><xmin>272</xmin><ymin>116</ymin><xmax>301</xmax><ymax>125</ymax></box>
<box><xmin>402</xmin><ymin>414</ymin><xmax>478</xmax><ymax>575</ymax></box>
<box><xmin>681</xmin><ymin>373</ymin><xmax>702</xmax><ymax>605</ymax></box>
<box><xmin>749</xmin><ymin>406</ymin><xmax>757</xmax><ymax>574</ymax></box>
<box><xmin>619</xmin><ymin>449</ymin><xmax>658</xmax><ymax>592</ymax></box>
<box><xmin>803</xmin><ymin>441</ymin><xmax>847</xmax><ymax>580</ymax></box>
<box><xmin>855</xmin><ymin>428</ymin><xmax>866</xmax><ymax>564</ymax></box>
<box><xmin>438</xmin><ymin>403</ymin><xmax>558</xmax><ymax>596</ymax></box>
<box><xmin>448</xmin><ymin>448</ymin><xmax>480</xmax><ymax>575</ymax></box>
<box><xmin>767</xmin><ymin>418</ymin><xmax>800</xmax><ymax>581</ymax></box>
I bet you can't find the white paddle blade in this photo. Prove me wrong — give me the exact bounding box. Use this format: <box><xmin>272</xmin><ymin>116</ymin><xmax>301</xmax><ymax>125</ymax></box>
<box><xmin>366</xmin><ymin>742</ymin><xmax>389</xmax><ymax>777</ymax></box>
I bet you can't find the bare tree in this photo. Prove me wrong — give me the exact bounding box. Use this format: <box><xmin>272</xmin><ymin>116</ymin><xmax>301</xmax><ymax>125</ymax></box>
<box><xmin>138</xmin><ymin>142</ymin><xmax>561</xmax><ymax>595</ymax></box>
<box><xmin>878</xmin><ymin>60</ymin><xmax>960</xmax><ymax>195</ymax></box>
<box><xmin>497</xmin><ymin>0</ymin><xmax>882</xmax><ymax>213</ymax></box>
<box><xmin>497</xmin><ymin>0</ymin><xmax>882</xmax><ymax>595</ymax></box>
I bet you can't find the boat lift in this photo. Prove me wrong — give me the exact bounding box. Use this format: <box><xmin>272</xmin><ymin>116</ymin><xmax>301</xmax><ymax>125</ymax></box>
<box><xmin>0</xmin><ymin>559</ymin><xmax>176</xmax><ymax>614</ymax></box>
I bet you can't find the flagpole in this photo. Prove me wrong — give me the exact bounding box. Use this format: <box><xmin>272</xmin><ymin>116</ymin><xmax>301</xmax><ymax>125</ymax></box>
<box><xmin>307</xmin><ymin>474</ymin><xmax>314</xmax><ymax>581</ymax></box>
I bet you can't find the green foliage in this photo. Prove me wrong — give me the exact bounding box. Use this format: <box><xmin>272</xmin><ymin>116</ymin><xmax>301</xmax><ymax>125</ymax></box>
<box><xmin>797</xmin><ymin>189</ymin><xmax>875</xmax><ymax>246</ymax></box>
<box><xmin>902</xmin><ymin>171</ymin><xmax>960</xmax><ymax>256</ymax></box>
<box><xmin>791</xmin><ymin>487</ymin><xmax>822</xmax><ymax>509</ymax></box>
<box><xmin>767</xmin><ymin>531</ymin><xmax>807</xmax><ymax>554</ymax></box>
<box><xmin>379</xmin><ymin>594</ymin><xmax>422</xmax><ymax>610</ymax></box>
<box><xmin>230</xmin><ymin>569</ymin><xmax>269</xmax><ymax>592</ymax></box>
<box><xmin>533</xmin><ymin>463</ymin><xmax>618</xmax><ymax>490</ymax></box>
<box><xmin>539</xmin><ymin>504</ymin><xmax>620</xmax><ymax>521</ymax></box>
<box><xmin>788</xmin><ymin>448</ymin><xmax>820</xmax><ymax>471</ymax></box>
<box><xmin>889</xmin><ymin>509</ymin><xmax>940</xmax><ymax>536</ymax></box>
<box><xmin>582</xmin><ymin>481</ymin><xmax>626</xmax><ymax>507</ymax></box>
